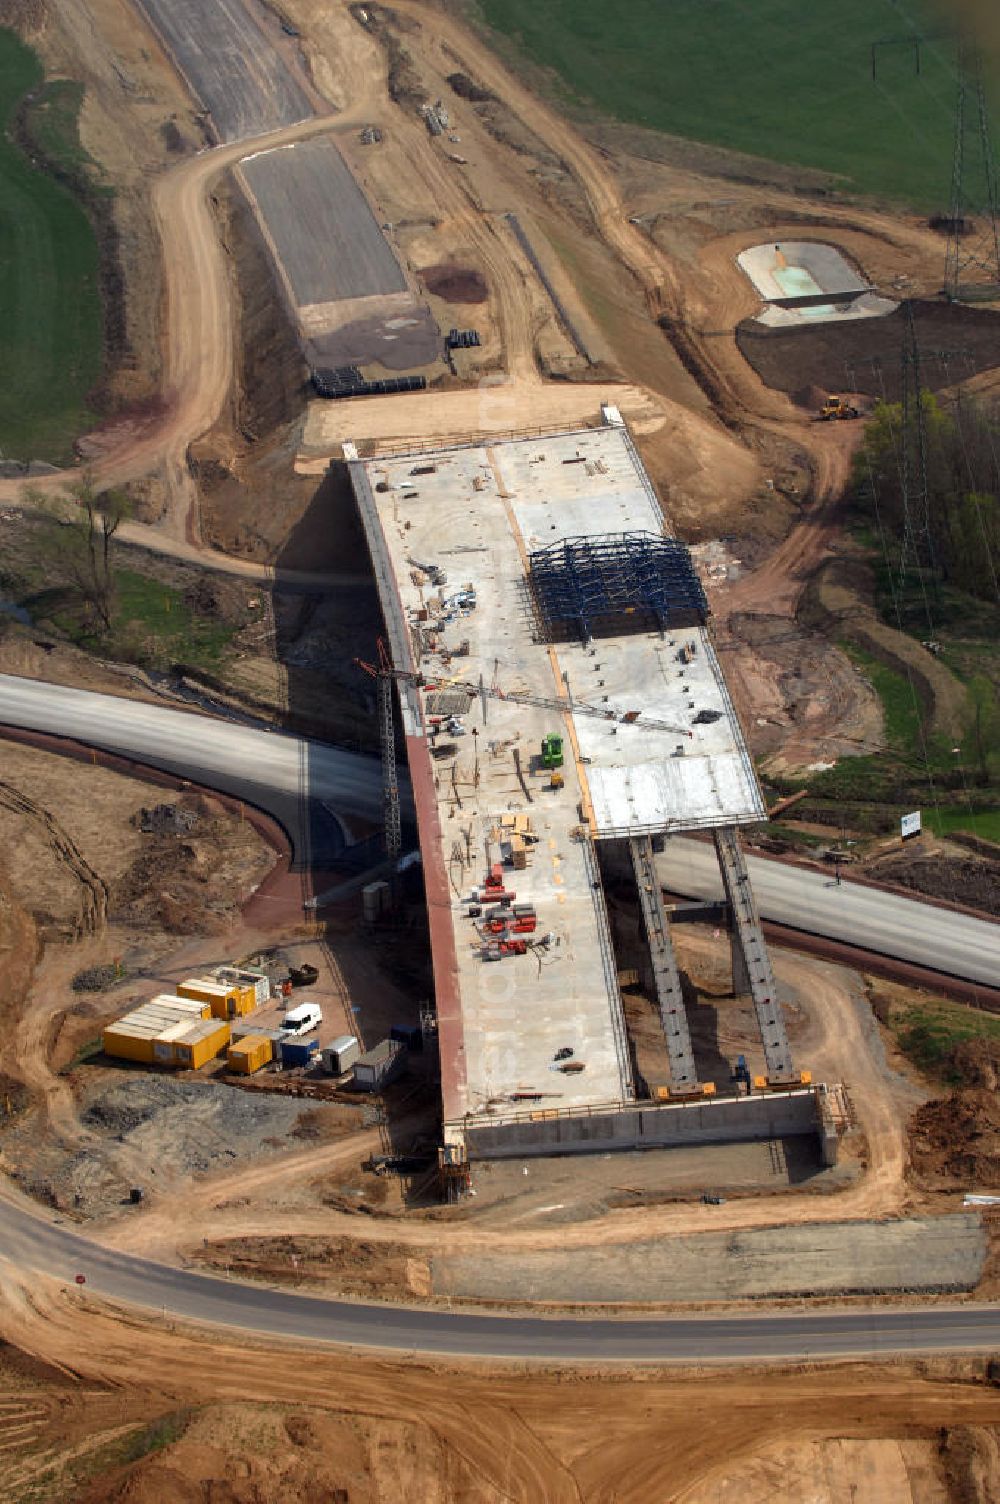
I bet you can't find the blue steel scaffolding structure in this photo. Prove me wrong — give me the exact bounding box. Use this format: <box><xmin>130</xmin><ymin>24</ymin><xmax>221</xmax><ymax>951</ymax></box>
<box><xmin>528</xmin><ymin>532</ymin><xmax>708</xmax><ymax>644</ymax></box>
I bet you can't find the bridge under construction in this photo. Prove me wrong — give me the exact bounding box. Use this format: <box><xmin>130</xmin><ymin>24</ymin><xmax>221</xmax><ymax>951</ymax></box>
<box><xmin>346</xmin><ymin>410</ymin><xmax>837</xmax><ymax>1170</ymax></box>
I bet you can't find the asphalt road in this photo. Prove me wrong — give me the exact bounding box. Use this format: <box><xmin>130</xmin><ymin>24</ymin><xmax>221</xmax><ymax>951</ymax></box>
<box><xmin>662</xmin><ymin>836</ymin><xmax>999</xmax><ymax>988</ymax></box>
<box><xmin>2</xmin><ymin>1200</ymin><xmax>998</xmax><ymax>1362</ymax></box>
<box><xmin>1</xmin><ymin>674</ymin><xmax>994</xmax><ymax>979</ymax></box>
<box><xmin>0</xmin><ymin>675</ymin><xmax>387</xmax><ymax>860</ymax></box>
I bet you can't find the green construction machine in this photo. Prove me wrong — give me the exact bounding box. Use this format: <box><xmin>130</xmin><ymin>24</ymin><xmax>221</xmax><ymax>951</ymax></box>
<box><xmin>540</xmin><ymin>733</ymin><xmax>564</xmax><ymax>770</ymax></box>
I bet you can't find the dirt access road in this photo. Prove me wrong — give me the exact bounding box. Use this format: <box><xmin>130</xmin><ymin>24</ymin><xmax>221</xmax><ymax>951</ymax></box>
<box><xmin>95</xmin><ymin>947</ymin><xmax>910</xmax><ymax>1272</ymax></box>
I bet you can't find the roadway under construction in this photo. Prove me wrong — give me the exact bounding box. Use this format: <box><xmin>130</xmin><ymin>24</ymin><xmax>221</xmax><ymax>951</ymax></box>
<box><xmin>346</xmin><ymin>410</ymin><xmax>838</xmax><ymax>1171</ymax></box>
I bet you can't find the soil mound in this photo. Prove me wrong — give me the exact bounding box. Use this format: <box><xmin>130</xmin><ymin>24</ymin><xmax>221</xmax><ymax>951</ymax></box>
<box><xmin>869</xmin><ymin>849</ymin><xmax>1000</xmax><ymax>916</ymax></box>
<box><xmin>446</xmin><ymin>70</ymin><xmax>495</xmax><ymax>103</ymax></box>
<box><xmin>419</xmin><ymin>262</ymin><xmax>488</xmax><ymax>304</ymax></box>
<box><xmin>909</xmin><ymin>1039</ymin><xmax>1000</xmax><ymax>1183</ymax></box>
<box><xmin>791</xmin><ymin>382</ymin><xmax>832</xmax><ymax>412</ymax></box>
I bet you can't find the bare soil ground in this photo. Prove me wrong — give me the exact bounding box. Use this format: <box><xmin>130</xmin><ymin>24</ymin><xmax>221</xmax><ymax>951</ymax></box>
<box><xmin>0</xmin><ymin>742</ymin><xmax>273</xmax><ymax>942</ymax></box>
<box><xmin>1</xmin><ymin>1300</ymin><xmax>999</xmax><ymax>1504</ymax></box>
<box><xmin>738</xmin><ymin>300</ymin><xmax>1000</xmax><ymax>405</ymax></box>
<box><xmin>908</xmin><ymin>1039</ymin><xmax>1000</xmax><ymax>1193</ymax></box>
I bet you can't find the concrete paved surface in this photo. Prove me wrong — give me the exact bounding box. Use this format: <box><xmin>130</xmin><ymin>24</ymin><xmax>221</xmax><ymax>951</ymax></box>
<box><xmin>661</xmin><ymin>836</ymin><xmax>1000</xmax><ymax>988</ymax></box>
<box><xmin>434</xmin><ymin>1215</ymin><xmax>987</xmax><ymax>1304</ymax></box>
<box><xmin>1</xmin><ymin>1195</ymin><xmax>997</xmax><ymax>1361</ymax></box>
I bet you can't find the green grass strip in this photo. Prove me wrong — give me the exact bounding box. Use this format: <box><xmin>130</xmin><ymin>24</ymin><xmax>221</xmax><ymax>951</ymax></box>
<box><xmin>0</xmin><ymin>28</ymin><xmax>103</xmax><ymax>462</ymax></box>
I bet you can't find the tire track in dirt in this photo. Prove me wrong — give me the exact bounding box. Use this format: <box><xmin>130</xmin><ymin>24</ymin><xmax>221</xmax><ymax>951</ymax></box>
<box><xmin>0</xmin><ymin>780</ymin><xmax>109</xmax><ymax>939</ymax></box>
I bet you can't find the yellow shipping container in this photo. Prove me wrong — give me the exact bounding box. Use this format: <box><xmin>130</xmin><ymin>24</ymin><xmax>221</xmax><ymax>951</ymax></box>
<box><xmin>178</xmin><ymin>978</ymin><xmax>242</xmax><ymax>1020</ymax></box>
<box><xmin>232</xmin><ymin>984</ymin><xmax>257</xmax><ymax>1016</ymax></box>
<box><xmin>102</xmin><ymin>1026</ymin><xmax>156</xmax><ymax>1064</ymax></box>
<box><xmin>152</xmin><ymin>1020</ymin><xmax>194</xmax><ymax>1065</ymax></box>
<box><xmin>226</xmin><ymin>1033</ymin><xmax>274</xmax><ymax>1074</ymax></box>
<box><xmin>174</xmin><ymin>1019</ymin><xmax>231</xmax><ymax>1070</ymax></box>
<box><xmin>149</xmin><ymin>993</ymin><xmax>211</xmax><ymax>1019</ymax></box>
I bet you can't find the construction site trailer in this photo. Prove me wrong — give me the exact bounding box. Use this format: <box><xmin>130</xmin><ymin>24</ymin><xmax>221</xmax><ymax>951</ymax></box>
<box><xmin>177</xmin><ymin>978</ymin><xmax>244</xmax><ymax>1019</ymax></box>
<box><xmin>102</xmin><ymin>1021</ymin><xmax>158</xmax><ymax>1064</ymax></box>
<box><xmin>322</xmin><ymin>1035</ymin><xmax>360</xmax><ymax>1074</ymax></box>
<box><xmin>103</xmin><ymin>997</ymin><xmax>211</xmax><ymax>1063</ymax></box>
<box><xmin>227</xmin><ymin>1034</ymin><xmax>274</xmax><ymax>1074</ymax></box>
<box><xmin>214</xmin><ymin>966</ymin><xmax>270</xmax><ymax>1007</ymax></box>
<box><xmin>147</xmin><ymin>994</ymin><xmax>211</xmax><ymax>1018</ymax></box>
<box><xmin>173</xmin><ymin>1019</ymin><xmax>231</xmax><ymax>1070</ymax></box>
<box><xmin>151</xmin><ymin>1020</ymin><xmax>195</xmax><ymax>1064</ymax></box>
<box><xmin>352</xmin><ymin>1038</ymin><xmax>406</xmax><ymax>1092</ymax></box>
<box><xmin>211</xmin><ymin>981</ymin><xmax>255</xmax><ymax>1016</ymax></box>
<box><xmin>279</xmin><ymin>1036</ymin><xmax>319</xmax><ymax>1068</ymax></box>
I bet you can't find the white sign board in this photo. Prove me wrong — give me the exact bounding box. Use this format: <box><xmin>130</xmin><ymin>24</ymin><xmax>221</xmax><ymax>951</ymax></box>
<box><xmin>900</xmin><ymin>810</ymin><xmax>922</xmax><ymax>840</ymax></box>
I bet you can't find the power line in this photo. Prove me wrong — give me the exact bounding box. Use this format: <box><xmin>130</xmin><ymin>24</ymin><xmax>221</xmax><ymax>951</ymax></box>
<box><xmin>946</xmin><ymin>42</ymin><xmax>1000</xmax><ymax>299</ymax></box>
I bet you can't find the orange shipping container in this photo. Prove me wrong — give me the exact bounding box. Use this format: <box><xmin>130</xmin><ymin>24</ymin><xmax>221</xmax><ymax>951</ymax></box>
<box><xmin>230</xmin><ymin>984</ymin><xmax>256</xmax><ymax>1017</ymax></box>
<box><xmin>102</xmin><ymin>1026</ymin><xmax>156</xmax><ymax>1064</ymax></box>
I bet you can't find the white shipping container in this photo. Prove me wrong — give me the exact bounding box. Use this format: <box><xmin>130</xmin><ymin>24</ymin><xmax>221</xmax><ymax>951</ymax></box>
<box><xmin>322</xmin><ymin>1035</ymin><xmax>360</xmax><ymax>1074</ymax></box>
<box><xmin>216</xmin><ymin>967</ymin><xmax>270</xmax><ymax>1007</ymax></box>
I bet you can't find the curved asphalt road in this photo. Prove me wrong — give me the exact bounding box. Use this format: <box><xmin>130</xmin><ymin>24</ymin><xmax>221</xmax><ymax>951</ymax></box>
<box><xmin>0</xmin><ymin>674</ymin><xmax>389</xmax><ymax>860</ymax></box>
<box><xmin>0</xmin><ymin>673</ymin><xmax>992</xmax><ymax>984</ymax></box>
<box><xmin>1</xmin><ymin>1202</ymin><xmax>997</xmax><ymax>1361</ymax></box>
<box><xmin>660</xmin><ymin>838</ymin><xmax>1000</xmax><ymax>988</ymax></box>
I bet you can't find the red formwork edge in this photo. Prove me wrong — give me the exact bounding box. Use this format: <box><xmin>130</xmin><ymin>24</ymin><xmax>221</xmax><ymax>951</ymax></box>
<box><xmin>404</xmin><ymin>731</ymin><xmax>466</xmax><ymax>1119</ymax></box>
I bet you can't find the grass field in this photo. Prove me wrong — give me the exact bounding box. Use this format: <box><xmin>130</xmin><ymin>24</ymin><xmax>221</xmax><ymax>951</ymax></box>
<box><xmin>924</xmin><ymin>805</ymin><xmax>1000</xmax><ymax>842</ymax></box>
<box><xmin>877</xmin><ymin>991</ymin><xmax>1000</xmax><ymax>1081</ymax></box>
<box><xmin>0</xmin><ymin>29</ymin><xmax>103</xmax><ymax>462</ymax></box>
<box><xmin>38</xmin><ymin>566</ymin><xmax>236</xmax><ymax>673</ymax></box>
<box><xmin>477</xmin><ymin>0</ymin><xmax>989</xmax><ymax>208</ymax></box>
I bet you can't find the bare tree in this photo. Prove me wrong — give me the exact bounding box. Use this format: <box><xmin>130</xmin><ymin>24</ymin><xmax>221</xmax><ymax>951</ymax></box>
<box><xmin>32</xmin><ymin>479</ymin><xmax>130</xmax><ymax>632</ymax></box>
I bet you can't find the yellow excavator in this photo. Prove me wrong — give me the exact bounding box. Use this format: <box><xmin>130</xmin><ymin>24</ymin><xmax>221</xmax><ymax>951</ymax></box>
<box><xmin>817</xmin><ymin>394</ymin><xmax>860</xmax><ymax>421</ymax></box>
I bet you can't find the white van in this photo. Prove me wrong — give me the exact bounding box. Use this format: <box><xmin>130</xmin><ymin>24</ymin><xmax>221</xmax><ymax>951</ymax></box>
<box><xmin>281</xmin><ymin>1002</ymin><xmax>323</xmax><ymax>1036</ymax></box>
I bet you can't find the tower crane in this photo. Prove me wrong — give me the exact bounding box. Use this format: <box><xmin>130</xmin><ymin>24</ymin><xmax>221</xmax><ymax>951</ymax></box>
<box><xmin>355</xmin><ymin>640</ymin><xmax>693</xmax><ymax>738</ymax></box>
<box><xmin>355</xmin><ymin>639</ymin><xmax>402</xmax><ymax>860</ymax></box>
